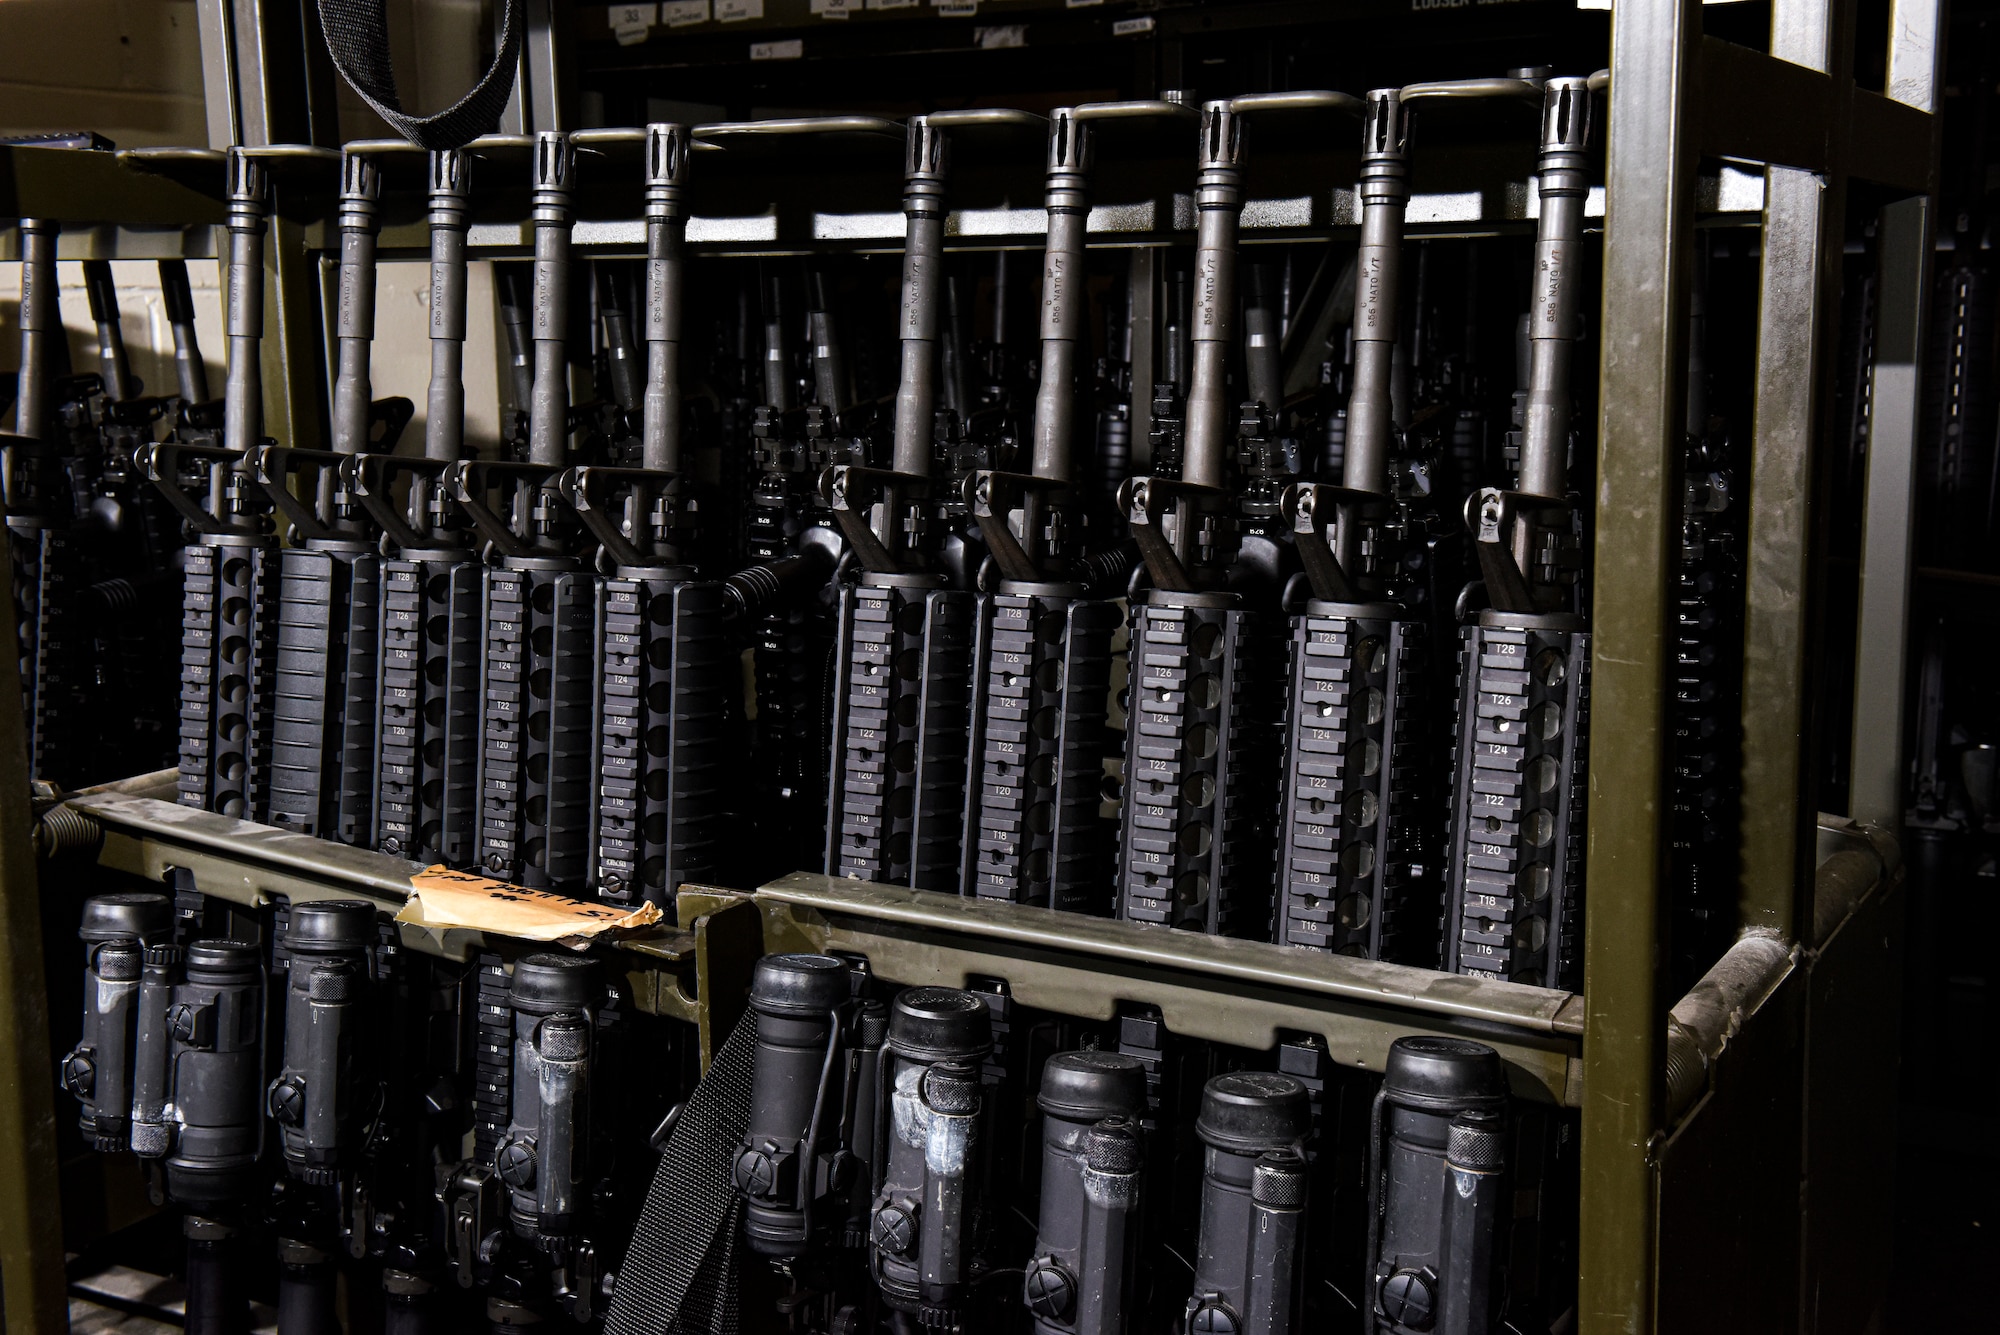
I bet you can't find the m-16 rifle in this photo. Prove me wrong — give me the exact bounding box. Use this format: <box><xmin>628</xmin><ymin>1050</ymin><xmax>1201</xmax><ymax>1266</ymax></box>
<box><xmin>498</xmin><ymin>264</ymin><xmax>536</xmax><ymax>462</ymax></box>
<box><xmin>1668</xmin><ymin>240</ymin><xmax>1745</xmax><ymax>989</ymax></box>
<box><xmin>821</xmin><ymin>111</ymin><xmax>1041</xmax><ymax>891</ymax></box>
<box><xmin>256</xmin><ymin>146</ymin><xmax>413</xmax><ymax>845</ymax></box>
<box><xmin>961</xmin><ymin>100</ymin><xmax>1194</xmax><ymax>912</ymax></box>
<box><xmin>1277</xmin><ymin>77</ymin><xmax>1543</xmax><ymax>963</ymax></box>
<box><xmin>1233</xmin><ymin>257</ymin><xmax>1305</xmax><ymax>584</ymax></box>
<box><xmin>1441</xmin><ymin>77</ymin><xmax>1597</xmax><ymax>989</ymax></box>
<box><xmin>1115</xmin><ymin>93</ymin><xmax>1360</xmax><ymax>938</ymax></box>
<box><xmin>142</xmin><ymin>149</ymin><xmax>288</xmax><ymax>821</ymax></box>
<box><xmin>734</xmin><ymin>261</ymin><xmax>862</xmax><ymax>878</ymax></box>
<box><xmin>596</xmin><ymin>260</ymin><xmax>646</xmax><ymax>468</ymax></box>
<box><xmin>1091</xmin><ymin>263</ymin><xmax>1138</xmax><ymax>531</ymax></box>
<box><xmin>932</xmin><ymin>251</ymin><xmax>1027</xmax><ymax>592</ymax></box>
<box><xmin>77</xmin><ymin>261</ymin><xmax>188</xmax><ymax>778</ymax></box>
<box><xmin>5</xmin><ymin>217</ymin><xmax>95</xmax><ymax>784</ymax></box>
<box><xmin>560</xmin><ymin>123</ymin><xmax>732</xmax><ymax>908</ymax></box>
<box><xmin>1150</xmin><ymin>260</ymin><xmax>1193</xmax><ymax>482</ymax></box>
<box><xmin>350</xmin><ymin>930</ymin><xmax>469</xmax><ymax>1334</ymax></box>
<box><xmin>349</xmin><ymin>144</ymin><xmax>485</xmax><ymax>867</ymax></box>
<box><xmin>451</xmin><ymin>132</ymin><xmax>599</xmax><ymax>892</ymax></box>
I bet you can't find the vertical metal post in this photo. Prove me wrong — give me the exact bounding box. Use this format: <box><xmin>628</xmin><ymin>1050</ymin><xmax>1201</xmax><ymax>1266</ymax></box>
<box><xmin>197</xmin><ymin>0</ymin><xmax>338</xmax><ymax>149</ymax></box>
<box><xmin>265</xmin><ymin>211</ymin><xmax>328</xmax><ymax>453</ymax></box>
<box><xmin>1886</xmin><ymin>0</ymin><xmax>1943</xmax><ymax>114</ymax></box>
<box><xmin>1848</xmin><ymin>196</ymin><xmax>1932</xmax><ymax>828</ymax></box>
<box><xmin>1847</xmin><ymin>0</ymin><xmax>1945</xmax><ymax>828</ymax></box>
<box><xmin>1579</xmin><ymin>0</ymin><xmax>1700</xmax><ymax>1328</ymax></box>
<box><xmin>503</xmin><ymin>0</ymin><xmax>567</xmax><ymax>135</ymax></box>
<box><xmin>195</xmin><ymin>0</ymin><xmax>242</xmax><ymax>148</ymax></box>
<box><xmin>0</xmin><ymin>528</ymin><xmax>65</xmax><ymax>1329</ymax></box>
<box><xmin>229</xmin><ymin>0</ymin><xmax>286</xmax><ymax>147</ymax></box>
<box><xmin>1738</xmin><ymin>0</ymin><xmax>1850</xmax><ymax>940</ymax></box>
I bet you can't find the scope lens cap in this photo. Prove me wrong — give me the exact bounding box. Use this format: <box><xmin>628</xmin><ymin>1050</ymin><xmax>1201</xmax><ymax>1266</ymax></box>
<box><xmin>887</xmin><ymin>987</ymin><xmax>991</xmax><ymax>1062</ymax></box>
<box><xmin>511</xmin><ymin>953</ymin><xmax>600</xmax><ymax>1015</ymax></box>
<box><xmin>1195</xmin><ymin>1071</ymin><xmax>1311</xmax><ymax>1153</ymax></box>
<box><xmin>1382</xmin><ymin>1035</ymin><xmax>1509</xmax><ymax>1111</ymax></box>
<box><xmin>1037</xmin><ymin>1051</ymin><xmax>1149</xmax><ymax>1122</ymax></box>
<box><xmin>79</xmin><ymin>892</ymin><xmax>173</xmax><ymax>943</ymax></box>
<box><xmin>284</xmin><ymin>899</ymin><xmax>378</xmax><ymax>953</ymax></box>
<box><xmin>749</xmin><ymin>953</ymin><xmax>851</xmax><ymax>1019</ymax></box>
<box><xmin>183</xmin><ymin>939</ymin><xmax>264</xmax><ymax>979</ymax></box>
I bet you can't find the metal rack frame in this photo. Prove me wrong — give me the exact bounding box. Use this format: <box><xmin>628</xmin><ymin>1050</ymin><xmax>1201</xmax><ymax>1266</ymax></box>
<box><xmin>0</xmin><ymin>0</ymin><xmax>1943</xmax><ymax>1330</ymax></box>
<box><xmin>1588</xmin><ymin>0</ymin><xmax>1937</xmax><ymax>1326</ymax></box>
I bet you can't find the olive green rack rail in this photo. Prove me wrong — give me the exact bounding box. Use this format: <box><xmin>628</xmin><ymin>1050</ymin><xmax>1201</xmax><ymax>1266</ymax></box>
<box><xmin>60</xmin><ymin>772</ymin><xmax>764</xmax><ymax>1064</ymax></box>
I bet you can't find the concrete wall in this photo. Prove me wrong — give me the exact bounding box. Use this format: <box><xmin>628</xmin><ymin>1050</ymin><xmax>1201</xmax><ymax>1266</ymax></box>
<box><xmin>0</xmin><ymin>1</ymin><xmax>209</xmax><ymax>149</ymax></box>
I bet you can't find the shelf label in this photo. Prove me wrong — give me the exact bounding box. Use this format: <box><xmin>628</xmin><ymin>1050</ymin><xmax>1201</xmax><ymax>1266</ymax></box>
<box><xmin>609</xmin><ymin>3</ymin><xmax>656</xmax><ymax>44</ymax></box>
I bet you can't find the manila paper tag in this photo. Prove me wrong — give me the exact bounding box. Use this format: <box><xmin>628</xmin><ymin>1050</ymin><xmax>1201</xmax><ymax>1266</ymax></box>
<box><xmin>396</xmin><ymin>866</ymin><xmax>663</xmax><ymax>947</ymax></box>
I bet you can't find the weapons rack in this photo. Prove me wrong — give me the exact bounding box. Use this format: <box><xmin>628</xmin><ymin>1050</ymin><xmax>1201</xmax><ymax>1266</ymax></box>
<box><xmin>0</xmin><ymin>0</ymin><xmax>1941</xmax><ymax>1331</ymax></box>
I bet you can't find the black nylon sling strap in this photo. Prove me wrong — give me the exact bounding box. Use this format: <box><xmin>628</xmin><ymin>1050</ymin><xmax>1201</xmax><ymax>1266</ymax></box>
<box><xmin>317</xmin><ymin>0</ymin><xmax>524</xmax><ymax>150</ymax></box>
<box><xmin>605</xmin><ymin>1014</ymin><xmax>758</xmax><ymax>1335</ymax></box>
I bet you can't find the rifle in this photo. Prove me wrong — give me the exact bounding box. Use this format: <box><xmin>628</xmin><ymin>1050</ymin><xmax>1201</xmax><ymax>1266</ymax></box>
<box><xmin>1150</xmin><ymin>259</ymin><xmax>1192</xmax><ymax>481</ymax></box>
<box><xmin>351</xmin><ymin>146</ymin><xmax>484</xmax><ymax>867</ymax></box>
<box><xmin>1441</xmin><ymin>77</ymin><xmax>1597</xmax><ymax>990</ymax></box>
<box><xmin>934</xmin><ymin>251</ymin><xmax>1027</xmax><ymax>593</ymax></box>
<box><xmin>1276</xmin><ymin>77</ymin><xmax>1540</xmax><ymax>963</ymax></box>
<box><xmin>822</xmin><ymin>112</ymin><xmax>1040</xmax><ymax>891</ymax></box>
<box><xmin>258</xmin><ymin>147</ymin><xmax>413</xmax><ymax>845</ymax></box>
<box><xmin>1668</xmin><ymin>238</ymin><xmax>1746</xmax><ymax>990</ymax></box>
<box><xmin>142</xmin><ymin>150</ymin><xmax>284</xmax><ymax>821</ymax></box>
<box><xmin>453</xmin><ymin>132</ymin><xmax>599</xmax><ymax>892</ymax></box>
<box><xmin>733</xmin><ymin>258</ymin><xmax>859</xmax><ymax>880</ymax></box>
<box><xmin>1114</xmin><ymin>93</ymin><xmax>1362</xmax><ymax>937</ymax></box>
<box><xmin>78</xmin><ymin>261</ymin><xmax>185</xmax><ymax>779</ymax></box>
<box><xmin>498</xmin><ymin>264</ymin><xmax>536</xmax><ymax>462</ymax></box>
<box><xmin>961</xmin><ymin>100</ymin><xmax>1192</xmax><ymax>913</ymax></box>
<box><xmin>354</xmin><ymin>931</ymin><xmax>470</xmax><ymax>1333</ymax></box>
<box><xmin>562</xmin><ymin>123</ymin><xmax>733</xmax><ymax>908</ymax></box>
<box><xmin>3</xmin><ymin>219</ymin><xmax>97</xmax><ymax>786</ymax></box>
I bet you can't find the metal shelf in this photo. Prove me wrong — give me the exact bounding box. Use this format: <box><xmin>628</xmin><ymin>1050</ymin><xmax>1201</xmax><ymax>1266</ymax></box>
<box><xmin>755</xmin><ymin>872</ymin><xmax>1586</xmax><ymax>1104</ymax></box>
<box><xmin>62</xmin><ymin>772</ymin><xmax>764</xmax><ymax>1061</ymax></box>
